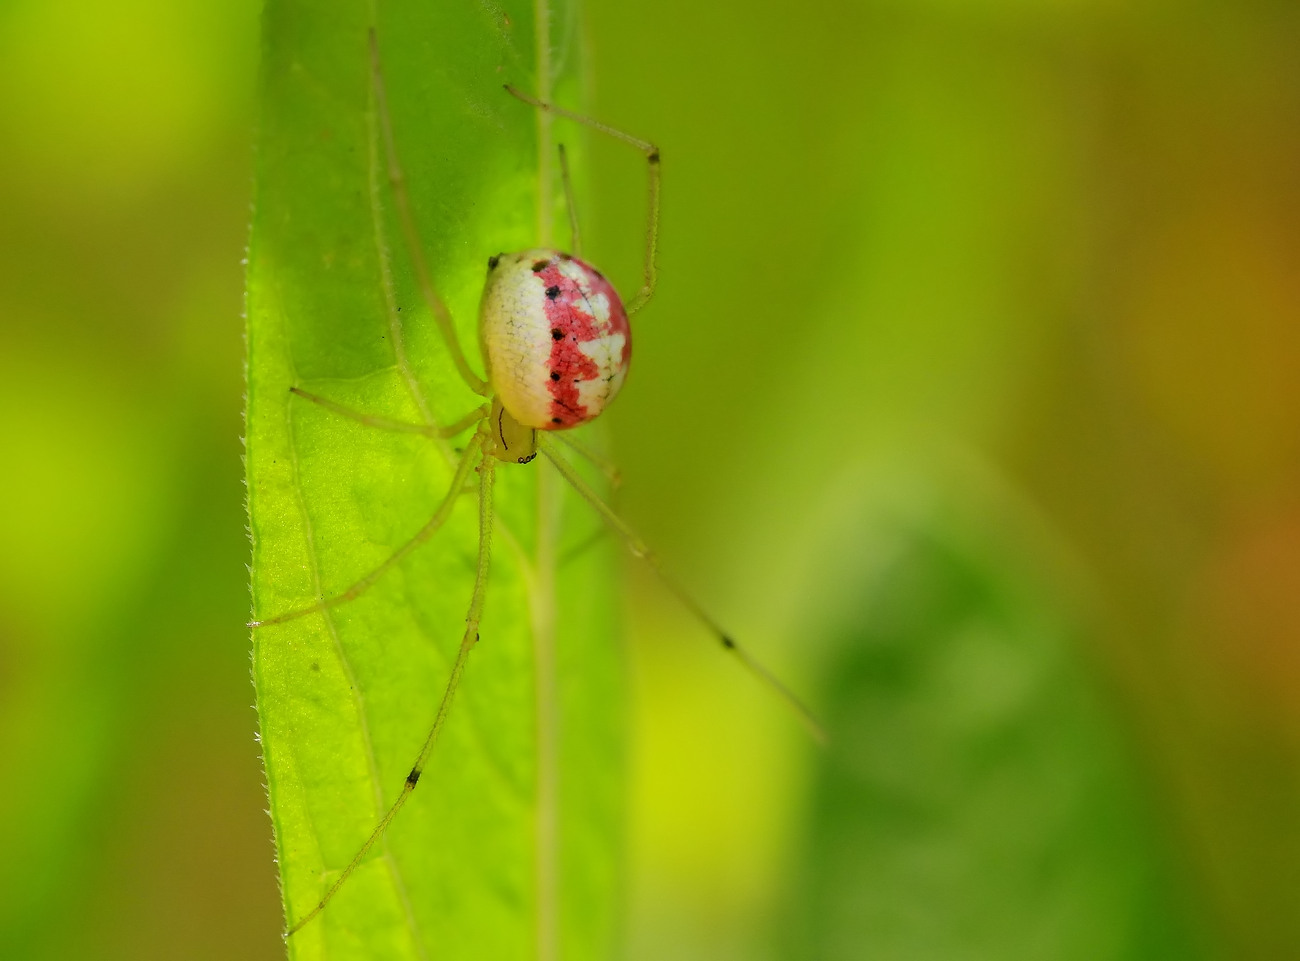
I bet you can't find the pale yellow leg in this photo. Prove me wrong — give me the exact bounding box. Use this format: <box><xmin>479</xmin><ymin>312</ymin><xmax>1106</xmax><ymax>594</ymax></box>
<box><xmin>505</xmin><ymin>85</ymin><xmax>661</xmax><ymax>315</ymax></box>
<box><xmin>286</xmin><ymin>435</ymin><xmax>497</xmax><ymax>936</ymax></box>
<box><xmin>250</xmin><ymin>431</ymin><xmax>485</xmax><ymax>628</ymax></box>
<box><xmin>536</xmin><ymin>433</ymin><xmax>826</xmax><ymax>743</ymax></box>
<box><xmin>370</xmin><ymin>29</ymin><xmax>489</xmax><ymax>394</ymax></box>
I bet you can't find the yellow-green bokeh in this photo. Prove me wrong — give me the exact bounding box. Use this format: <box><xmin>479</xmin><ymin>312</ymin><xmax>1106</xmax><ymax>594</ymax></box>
<box><xmin>1</xmin><ymin>1</ymin><xmax>1298</xmax><ymax>959</ymax></box>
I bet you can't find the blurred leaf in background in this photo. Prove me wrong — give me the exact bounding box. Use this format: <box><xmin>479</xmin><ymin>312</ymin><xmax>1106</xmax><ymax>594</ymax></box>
<box><xmin>0</xmin><ymin>0</ymin><xmax>274</xmax><ymax>959</ymax></box>
<box><xmin>783</xmin><ymin>476</ymin><xmax>1207</xmax><ymax>959</ymax></box>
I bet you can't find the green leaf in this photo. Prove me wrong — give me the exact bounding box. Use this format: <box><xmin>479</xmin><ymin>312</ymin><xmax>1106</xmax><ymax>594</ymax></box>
<box><xmin>781</xmin><ymin>501</ymin><xmax>1210</xmax><ymax>960</ymax></box>
<box><xmin>247</xmin><ymin>3</ymin><xmax>623</xmax><ymax>960</ymax></box>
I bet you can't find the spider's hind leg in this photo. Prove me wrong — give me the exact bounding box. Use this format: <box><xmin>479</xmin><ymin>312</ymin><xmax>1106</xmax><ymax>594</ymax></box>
<box><xmin>249</xmin><ymin>429</ymin><xmax>487</xmax><ymax>628</ymax></box>
<box><xmin>535</xmin><ymin>432</ymin><xmax>826</xmax><ymax>743</ymax></box>
<box><xmin>290</xmin><ymin>386</ymin><xmax>487</xmax><ymax>438</ymax></box>
<box><xmin>286</xmin><ymin>435</ymin><xmax>498</xmax><ymax>935</ymax></box>
<box><xmin>504</xmin><ymin>85</ymin><xmax>660</xmax><ymax>314</ymax></box>
<box><xmin>369</xmin><ymin>28</ymin><xmax>489</xmax><ymax>395</ymax></box>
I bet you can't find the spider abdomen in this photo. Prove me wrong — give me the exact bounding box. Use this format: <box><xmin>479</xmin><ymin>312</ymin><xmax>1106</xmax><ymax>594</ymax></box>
<box><xmin>480</xmin><ymin>248</ymin><xmax>631</xmax><ymax>430</ymax></box>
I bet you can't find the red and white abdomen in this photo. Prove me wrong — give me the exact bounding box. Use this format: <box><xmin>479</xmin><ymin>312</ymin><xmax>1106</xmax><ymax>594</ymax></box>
<box><xmin>479</xmin><ymin>249</ymin><xmax>632</xmax><ymax>430</ymax></box>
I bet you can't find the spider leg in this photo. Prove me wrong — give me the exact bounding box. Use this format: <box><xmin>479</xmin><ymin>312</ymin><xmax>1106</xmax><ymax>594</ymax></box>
<box><xmin>505</xmin><ymin>85</ymin><xmax>660</xmax><ymax>314</ymax></box>
<box><xmin>370</xmin><ymin>29</ymin><xmax>489</xmax><ymax>395</ymax></box>
<box><xmin>290</xmin><ymin>386</ymin><xmax>487</xmax><ymax>438</ymax></box>
<box><xmin>287</xmin><ymin>438</ymin><xmax>497</xmax><ymax>935</ymax></box>
<box><xmin>250</xmin><ymin>431</ymin><xmax>485</xmax><ymax>628</ymax></box>
<box><xmin>536</xmin><ymin>433</ymin><xmax>826</xmax><ymax>743</ymax></box>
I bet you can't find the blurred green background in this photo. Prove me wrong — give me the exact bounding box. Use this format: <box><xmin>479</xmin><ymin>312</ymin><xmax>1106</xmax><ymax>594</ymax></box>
<box><xmin>2</xmin><ymin>1</ymin><xmax>1298</xmax><ymax>959</ymax></box>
